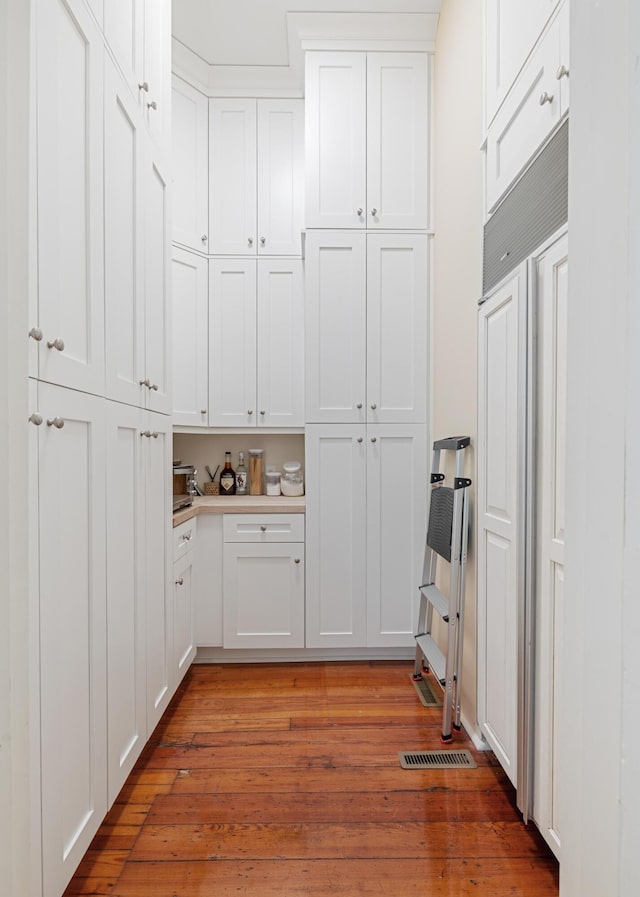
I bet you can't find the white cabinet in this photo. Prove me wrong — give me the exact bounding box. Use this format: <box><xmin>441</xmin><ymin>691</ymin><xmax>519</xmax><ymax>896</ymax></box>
<box><xmin>173</xmin><ymin>519</ymin><xmax>197</xmax><ymax>683</ymax></box>
<box><xmin>210</xmin><ymin>258</ymin><xmax>304</xmax><ymax>427</ymax></box>
<box><xmin>223</xmin><ymin>515</ymin><xmax>305</xmax><ymax>649</ymax></box>
<box><xmin>31</xmin><ymin>381</ymin><xmax>107</xmax><ymax>897</ymax></box>
<box><xmin>305</xmin><ymin>52</ymin><xmax>429</xmax><ymax>230</ymax></box>
<box><xmin>485</xmin><ymin>1</ymin><xmax>569</xmax><ymax>212</ymax></box>
<box><xmin>33</xmin><ymin>0</ymin><xmax>105</xmax><ymax>395</ymax></box>
<box><xmin>171</xmin><ymin>248</ymin><xmax>208</xmax><ymax>426</ymax></box>
<box><xmin>193</xmin><ymin>515</ymin><xmax>223</xmax><ymax>647</ymax></box>
<box><xmin>171</xmin><ymin>75</ymin><xmax>209</xmax><ymax>251</ymax></box>
<box><xmin>305</xmin><ymin>424</ymin><xmax>426</xmax><ymax>649</ymax></box>
<box><xmin>477</xmin><ymin>266</ymin><xmax>527</xmax><ymax>787</ymax></box>
<box><xmin>209</xmin><ymin>98</ymin><xmax>304</xmax><ymax>255</ymax></box>
<box><xmin>305</xmin><ymin>231</ymin><xmax>428</xmax><ymax>424</ymax></box>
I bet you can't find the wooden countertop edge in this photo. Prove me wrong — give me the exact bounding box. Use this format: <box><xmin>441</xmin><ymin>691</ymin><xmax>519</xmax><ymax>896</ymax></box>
<box><xmin>173</xmin><ymin>495</ymin><xmax>306</xmax><ymax>527</ymax></box>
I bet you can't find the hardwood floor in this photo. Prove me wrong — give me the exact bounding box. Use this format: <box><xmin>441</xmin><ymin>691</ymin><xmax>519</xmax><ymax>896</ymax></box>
<box><xmin>63</xmin><ymin>661</ymin><xmax>559</xmax><ymax>896</ymax></box>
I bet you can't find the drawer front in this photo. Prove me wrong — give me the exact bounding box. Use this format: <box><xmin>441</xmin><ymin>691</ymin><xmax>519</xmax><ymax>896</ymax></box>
<box><xmin>223</xmin><ymin>513</ymin><xmax>304</xmax><ymax>543</ymax></box>
<box><xmin>173</xmin><ymin>517</ymin><xmax>197</xmax><ymax>562</ymax></box>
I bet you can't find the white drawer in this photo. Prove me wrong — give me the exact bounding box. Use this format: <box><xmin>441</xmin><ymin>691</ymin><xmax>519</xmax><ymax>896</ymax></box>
<box><xmin>173</xmin><ymin>517</ymin><xmax>197</xmax><ymax>562</ymax></box>
<box><xmin>223</xmin><ymin>513</ymin><xmax>304</xmax><ymax>543</ymax></box>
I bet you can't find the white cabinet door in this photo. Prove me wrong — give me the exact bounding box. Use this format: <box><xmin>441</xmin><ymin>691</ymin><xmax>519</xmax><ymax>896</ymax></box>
<box><xmin>366</xmin><ymin>53</ymin><xmax>429</xmax><ymax>230</ymax></box>
<box><xmin>366</xmin><ymin>424</ymin><xmax>427</xmax><ymax>647</ymax></box>
<box><xmin>533</xmin><ymin>233</ymin><xmax>568</xmax><ymax>859</ymax></box>
<box><xmin>104</xmin><ymin>58</ymin><xmax>146</xmax><ymax>408</ymax></box>
<box><xmin>105</xmin><ymin>401</ymin><xmax>146</xmax><ymax>806</ymax></box>
<box><xmin>144</xmin><ymin>411</ymin><xmax>172</xmax><ymax>732</ymax></box>
<box><xmin>173</xmin><ymin>551</ymin><xmax>196</xmax><ymax>682</ymax></box>
<box><xmin>143</xmin><ymin>146</ymin><xmax>171</xmax><ymax>414</ymax></box>
<box><xmin>223</xmin><ymin>543</ymin><xmax>305</xmax><ymax>649</ymax></box>
<box><xmin>257</xmin><ymin>259</ymin><xmax>304</xmax><ymax>427</ymax></box>
<box><xmin>209</xmin><ymin>259</ymin><xmax>257</xmax><ymax>427</ymax></box>
<box><xmin>257</xmin><ymin>99</ymin><xmax>304</xmax><ymax>256</ymax></box>
<box><xmin>103</xmin><ymin>0</ymin><xmax>144</xmax><ymax>101</ymax></box>
<box><xmin>305</xmin><ymin>425</ymin><xmax>367</xmax><ymax>648</ymax></box>
<box><xmin>305</xmin><ymin>52</ymin><xmax>367</xmax><ymax>229</ymax></box>
<box><xmin>36</xmin><ymin>382</ymin><xmax>107</xmax><ymax>897</ymax></box>
<box><xmin>305</xmin><ymin>232</ymin><xmax>367</xmax><ymax>423</ymax></box>
<box><xmin>172</xmin><ymin>75</ymin><xmax>209</xmax><ymax>251</ymax></box>
<box><xmin>35</xmin><ymin>0</ymin><xmax>104</xmax><ymax>396</ymax></box>
<box><xmin>366</xmin><ymin>234</ymin><xmax>428</xmax><ymax>424</ymax></box>
<box><xmin>477</xmin><ymin>266</ymin><xmax>527</xmax><ymax>787</ymax></box>
<box><xmin>193</xmin><ymin>515</ymin><xmax>223</xmax><ymax>647</ymax></box>
<box><xmin>142</xmin><ymin>0</ymin><xmax>170</xmax><ymax>147</ymax></box>
<box><xmin>209</xmin><ymin>99</ymin><xmax>257</xmax><ymax>255</ymax></box>
<box><xmin>171</xmin><ymin>248</ymin><xmax>208</xmax><ymax>427</ymax></box>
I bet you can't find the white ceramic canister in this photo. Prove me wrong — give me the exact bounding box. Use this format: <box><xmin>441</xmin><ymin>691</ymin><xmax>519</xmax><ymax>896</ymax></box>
<box><xmin>281</xmin><ymin>461</ymin><xmax>304</xmax><ymax>496</ymax></box>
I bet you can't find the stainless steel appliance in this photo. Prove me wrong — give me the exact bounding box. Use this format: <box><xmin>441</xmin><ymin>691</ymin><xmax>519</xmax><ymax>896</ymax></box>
<box><xmin>173</xmin><ymin>462</ymin><xmax>196</xmax><ymax>511</ymax></box>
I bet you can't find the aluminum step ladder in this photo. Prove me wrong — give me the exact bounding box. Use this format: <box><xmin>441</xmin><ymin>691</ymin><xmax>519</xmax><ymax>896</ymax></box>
<box><xmin>413</xmin><ymin>436</ymin><xmax>472</xmax><ymax>743</ymax></box>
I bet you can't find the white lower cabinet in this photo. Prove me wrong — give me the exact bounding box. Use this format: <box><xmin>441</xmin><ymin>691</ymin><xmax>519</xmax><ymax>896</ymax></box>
<box><xmin>173</xmin><ymin>519</ymin><xmax>197</xmax><ymax>681</ymax></box>
<box><xmin>31</xmin><ymin>381</ymin><xmax>107</xmax><ymax>897</ymax></box>
<box><xmin>223</xmin><ymin>515</ymin><xmax>305</xmax><ymax>649</ymax></box>
<box><xmin>305</xmin><ymin>424</ymin><xmax>427</xmax><ymax>649</ymax></box>
<box><xmin>193</xmin><ymin>515</ymin><xmax>224</xmax><ymax>646</ymax></box>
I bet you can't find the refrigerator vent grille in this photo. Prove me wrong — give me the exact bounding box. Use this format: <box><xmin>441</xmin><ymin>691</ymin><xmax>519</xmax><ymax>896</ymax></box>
<box><xmin>398</xmin><ymin>749</ymin><xmax>477</xmax><ymax>769</ymax></box>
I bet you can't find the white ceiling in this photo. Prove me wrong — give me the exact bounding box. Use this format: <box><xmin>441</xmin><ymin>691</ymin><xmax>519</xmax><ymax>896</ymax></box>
<box><xmin>172</xmin><ymin>1</ymin><xmax>442</xmax><ymax>93</ymax></box>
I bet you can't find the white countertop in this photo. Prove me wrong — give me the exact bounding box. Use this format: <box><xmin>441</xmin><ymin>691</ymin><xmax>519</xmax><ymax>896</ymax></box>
<box><xmin>173</xmin><ymin>494</ymin><xmax>305</xmax><ymax>527</ymax></box>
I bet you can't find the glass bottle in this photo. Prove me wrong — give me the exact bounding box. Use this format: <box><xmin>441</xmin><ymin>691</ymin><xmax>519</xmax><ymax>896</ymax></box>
<box><xmin>219</xmin><ymin>451</ymin><xmax>236</xmax><ymax>495</ymax></box>
<box><xmin>235</xmin><ymin>451</ymin><xmax>247</xmax><ymax>495</ymax></box>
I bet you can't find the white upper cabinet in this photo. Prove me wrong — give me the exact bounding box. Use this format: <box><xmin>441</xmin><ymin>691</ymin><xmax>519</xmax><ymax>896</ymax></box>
<box><xmin>305</xmin><ymin>231</ymin><xmax>428</xmax><ymax>424</ymax></box>
<box><xmin>34</xmin><ymin>0</ymin><xmax>105</xmax><ymax>396</ymax></box>
<box><xmin>103</xmin><ymin>0</ymin><xmax>144</xmax><ymax>96</ymax></box>
<box><xmin>171</xmin><ymin>248</ymin><xmax>209</xmax><ymax>427</ymax></box>
<box><xmin>209</xmin><ymin>98</ymin><xmax>304</xmax><ymax>256</ymax></box>
<box><xmin>305</xmin><ymin>51</ymin><xmax>429</xmax><ymax>230</ymax></box>
<box><xmin>171</xmin><ymin>75</ymin><xmax>209</xmax><ymax>252</ymax></box>
<box><xmin>485</xmin><ymin>1</ymin><xmax>569</xmax><ymax>212</ymax></box>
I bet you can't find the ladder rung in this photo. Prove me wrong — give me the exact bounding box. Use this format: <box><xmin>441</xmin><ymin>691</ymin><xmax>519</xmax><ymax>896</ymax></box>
<box><xmin>415</xmin><ymin>634</ymin><xmax>446</xmax><ymax>685</ymax></box>
<box><xmin>419</xmin><ymin>583</ymin><xmax>451</xmax><ymax>621</ymax></box>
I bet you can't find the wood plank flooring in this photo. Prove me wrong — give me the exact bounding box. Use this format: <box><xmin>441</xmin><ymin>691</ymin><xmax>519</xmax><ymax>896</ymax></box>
<box><xmin>63</xmin><ymin>661</ymin><xmax>559</xmax><ymax>897</ymax></box>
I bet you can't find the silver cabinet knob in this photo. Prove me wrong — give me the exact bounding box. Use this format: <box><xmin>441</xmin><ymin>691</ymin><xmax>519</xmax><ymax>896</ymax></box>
<box><xmin>46</xmin><ymin>417</ymin><xmax>65</xmax><ymax>429</ymax></box>
<box><xmin>356</xmin><ymin>403</ymin><xmax>363</xmax><ymax>410</ymax></box>
<box><xmin>260</xmin><ymin>525</ymin><xmax>267</xmax><ymax>532</ymax></box>
<box><xmin>357</xmin><ymin>208</ymin><xmax>363</xmax><ymax>217</ymax></box>
<box><xmin>248</xmin><ymin>237</ymin><xmax>253</xmax><ymax>247</ymax></box>
<box><xmin>29</xmin><ymin>413</ymin><xmax>43</xmax><ymax>426</ymax></box>
<box><xmin>184</xmin><ymin>532</ymin><xmax>192</xmax><ymax>541</ymax></box>
<box><xmin>200</xmin><ymin>409</ymin><xmax>207</xmax><ymax>415</ymax></box>
<box><xmin>175</xmin><ymin>577</ymin><xmax>184</xmax><ymax>586</ymax></box>
<box><xmin>539</xmin><ymin>91</ymin><xmax>554</xmax><ymax>106</ymax></box>
<box><xmin>139</xmin><ymin>378</ymin><xmax>151</xmax><ymax>388</ymax></box>
<box><xmin>29</xmin><ymin>327</ymin><xmax>43</xmax><ymax>342</ymax></box>
<box><xmin>371</xmin><ymin>208</ymin><xmax>378</xmax><ymax>217</ymax></box>
<box><xmin>147</xmin><ymin>100</ymin><xmax>157</xmax><ymax>110</ymax></box>
<box><xmin>294</xmin><ymin>558</ymin><xmax>301</xmax><ymax>564</ymax></box>
<box><xmin>260</xmin><ymin>237</ymin><xmax>266</xmax><ymax>246</ymax></box>
<box><xmin>357</xmin><ymin>437</ymin><xmax>363</xmax><ymax>443</ymax></box>
<box><xmin>371</xmin><ymin>436</ymin><xmax>377</xmax><ymax>443</ymax></box>
<box><xmin>370</xmin><ymin>403</ymin><xmax>377</xmax><ymax>410</ymax></box>
<box><xmin>140</xmin><ymin>430</ymin><xmax>151</xmax><ymax>438</ymax></box>
<box><xmin>150</xmin><ymin>431</ymin><xmax>159</xmax><ymax>438</ymax></box>
<box><xmin>150</xmin><ymin>382</ymin><xmax>159</xmax><ymax>391</ymax></box>
<box><xmin>247</xmin><ymin>409</ymin><xmax>253</xmax><ymax>416</ymax></box>
<box><xmin>138</xmin><ymin>81</ymin><xmax>149</xmax><ymax>92</ymax></box>
<box><xmin>260</xmin><ymin>410</ymin><xmax>265</xmax><ymax>416</ymax></box>
<box><xmin>201</xmin><ymin>234</ymin><xmax>208</xmax><ymax>243</ymax></box>
<box><xmin>46</xmin><ymin>337</ymin><xmax>65</xmax><ymax>352</ymax></box>
<box><xmin>556</xmin><ymin>64</ymin><xmax>569</xmax><ymax>80</ymax></box>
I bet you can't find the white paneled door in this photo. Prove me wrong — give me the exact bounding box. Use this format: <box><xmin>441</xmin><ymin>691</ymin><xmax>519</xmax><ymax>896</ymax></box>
<box><xmin>533</xmin><ymin>233</ymin><xmax>568</xmax><ymax>859</ymax></box>
<box><xmin>477</xmin><ymin>266</ymin><xmax>527</xmax><ymax>787</ymax></box>
<box><xmin>171</xmin><ymin>248</ymin><xmax>209</xmax><ymax>427</ymax></box>
<box><xmin>172</xmin><ymin>76</ymin><xmax>209</xmax><ymax>252</ymax></box>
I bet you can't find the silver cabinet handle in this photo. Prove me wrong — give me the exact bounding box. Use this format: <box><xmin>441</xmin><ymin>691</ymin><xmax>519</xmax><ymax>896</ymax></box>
<box><xmin>200</xmin><ymin>409</ymin><xmax>207</xmax><ymax>415</ymax></box>
<box><xmin>140</xmin><ymin>430</ymin><xmax>151</xmax><ymax>438</ymax></box>
<box><xmin>201</xmin><ymin>234</ymin><xmax>208</xmax><ymax>244</ymax></box>
<box><xmin>260</xmin><ymin>237</ymin><xmax>266</xmax><ymax>246</ymax></box>
<box><xmin>370</xmin><ymin>403</ymin><xmax>377</xmax><ymax>410</ymax></box>
<box><xmin>248</xmin><ymin>237</ymin><xmax>253</xmax><ymax>247</ymax></box>
<box><xmin>371</xmin><ymin>436</ymin><xmax>377</xmax><ymax>443</ymax></box>
<box><xmin>138</xmin><ymin>81</ymin><xmax>149</xmax><ymax>92</ymax></box>
<box><xmin>357</xmin><ymin>208</ymin><xmax>363</xmax><ymax>217</ymax></box>
<box><xmin>247</xmin><ymin>409</ymin><xmax>253</xmax><ymax>416</ymax></box>
<box><xmin>356</xmin><ymin>403</ymin><xmax>363</xmax><ymax>410</ymax></box>
<box><xmin>29</xmin><ymin>413</ymin><xmax>43</xmax><ymax>426</ymax></box>
<box><xmin>29</xmin><ymin>327</ymin><xmax>43</xmax><ymax>342</ymax></box>
<box><xmin>260</xmin><ymin>410</ymin><xmax>266</xmax><ymax>416</ymax></box>
<box><xmin>294</xmin><ymin>558</ymin><xmax>301</xmax><ymax>564</ymax></box>
<box><xmin>556</xmin><ymin>64</ymin><xmax>569</xmax><ymax>80</ymax></box>
<box><xmin>46</xmin><ymin>337</ymin><xmax>65</xmax><ymax>352</ymax></box>
<box><xmin>357</xmin><ymin>437</ymin><xmax>363</xmax><ymax>443</ymax></box>
<box><xmin>139</xmin><ymin>378</ymin><xmax>151</xmax><ymax>388</ymax></box>
<box><xmin>260</xmin><ymin>525</ymin><xmax>267</xmax><ymax>532</ymax></box>
<box><xmin>46</xmin><ymin>417</ymin><xmax>65</xmax><ymax>429</ymax></box>
<box><xmin>539</xmin><ymin>91</ymin><xmax>554</xmax><ymax>106</ymax></box>
<box><xmin>147</xmin><ymin>100</ymin><xmax>157</xmax><ymax>110</ymax></box>
<box><xmin>150</xmin><ymin>382</ymin><xmax>159</xmax><ymax>391</ymax></box>
<box><xmin>150</xmin><ymin>431</ymin><xmax>159</xmax><ymax>438</ymax></box>
<box><xmin>175</xmin><ymin>577</ymin><xmax>184</xmax><ymax>586</ymax></box>
<box><xmin>371</xmin><ymin>208</ymin><xmax>378</xmax><ymax>217</ymax></box>
<box><xmin>184</xmin><ymin>532</ymin><xmax>192</xmax><ymax>541</ymax></box>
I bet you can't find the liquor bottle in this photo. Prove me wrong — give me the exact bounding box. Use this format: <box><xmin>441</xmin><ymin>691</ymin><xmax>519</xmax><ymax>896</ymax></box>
<box><xmin>235</xmin><ymin>451</ymin><xmax>247</xmax><ymax>495</ymax></box>
<box><xmin>219</xmin><ymin>451</ymin><xmax>236</xmax><ymax>495</ymax></box>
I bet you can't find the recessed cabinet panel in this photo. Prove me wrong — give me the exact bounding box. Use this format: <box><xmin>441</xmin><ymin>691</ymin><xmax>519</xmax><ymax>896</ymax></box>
<box><xmin>257</xmin><ymin>100</ymin><xmax>304</xmax><ymax>255</ymax></box>
<box><xmin>104</xmin><ymin>0</ymin><xmax>144</xmax><ymax>97</ymax></box>
<box><xmin>171</xmin><ymin>248</ymin><xmax>208</xmax><ymax>427</ymax></box>
<box><xmin>144</xmin><ymin>151</ymin><xmax>171</xmax><ymax>414</ymax></box>
<box><xmin>142</xmin><ymin>0</ymin><xmax>169</xmax><ymax>146</ymax></box>
<box><xmin>210</xmin><ymin>99</ymin><xmax>257</xmax><ymax>255</ymax></box>
<box><xmin>173</xmin><ymin>553</ymin><xmax>196</xmax><ymax>680</ymax></box>
<box><xmin>172</xmin><ymin>76</ymin><xmax>209</xmax><ymax>251</ymax></box>
<box><xmin>36</xmin><ymin>0</ymin><xmax>104</xmax><ymax>395</ymax></box>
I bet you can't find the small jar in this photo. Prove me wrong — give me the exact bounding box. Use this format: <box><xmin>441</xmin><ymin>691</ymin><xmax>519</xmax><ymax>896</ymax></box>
<box><xmin>265</xmin><ymin>468</ymin><xmax>281</xmax><ymax>496</ymax></box>
<box><xmin>281</xmin><ymin>461</ymin><xmax>304</xmax><ymax>496</ymax></box>
<box><xmin>248</xmin><ymin>449</ymin><xmax>264</xmax><ymax>495</ymax></box>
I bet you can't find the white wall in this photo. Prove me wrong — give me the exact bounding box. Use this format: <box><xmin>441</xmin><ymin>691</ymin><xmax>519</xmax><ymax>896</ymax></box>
<box><xmin>560</xmin><ymin>1</ymin><xmax>640</xmax><ymax>894</ymax></box>
<box><xmin>0</xmin><ymin>0</ymin><xmax>32</xmax><ymax>894</ymax></box>
<box><xmin>432</xmin><ymin>0</ymin><xmax>484</xmax><ymax>731</ymax></box>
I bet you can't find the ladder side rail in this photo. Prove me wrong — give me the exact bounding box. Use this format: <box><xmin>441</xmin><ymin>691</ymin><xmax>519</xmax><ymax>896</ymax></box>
<box><xmin>441</xmin><ymin>483</ymin><xmax>465</xmax><ymax>740</ymax></box>
<box><xmin>453</xmin><ymin>485</ymin><xmax>471</xmax><ymax>730</ymax></box>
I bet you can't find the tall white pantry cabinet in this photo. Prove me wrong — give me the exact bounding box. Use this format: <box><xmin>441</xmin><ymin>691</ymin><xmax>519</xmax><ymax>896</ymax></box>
<box><xmin>27</xmin><ymin>1</ymin><xmax>173</xmax><ymax>895</ymax></box>
<box><xmin>304</xmin><ymin>50</ymin><xmax>431</xmax><ymax>649</ymax></box>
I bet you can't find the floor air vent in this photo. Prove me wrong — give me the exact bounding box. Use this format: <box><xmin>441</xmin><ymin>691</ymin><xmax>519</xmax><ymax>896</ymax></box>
<box><xmin>398</xmin><ymin>749</ymin><xmax>477</xmax><ymax>770</ymax></box>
